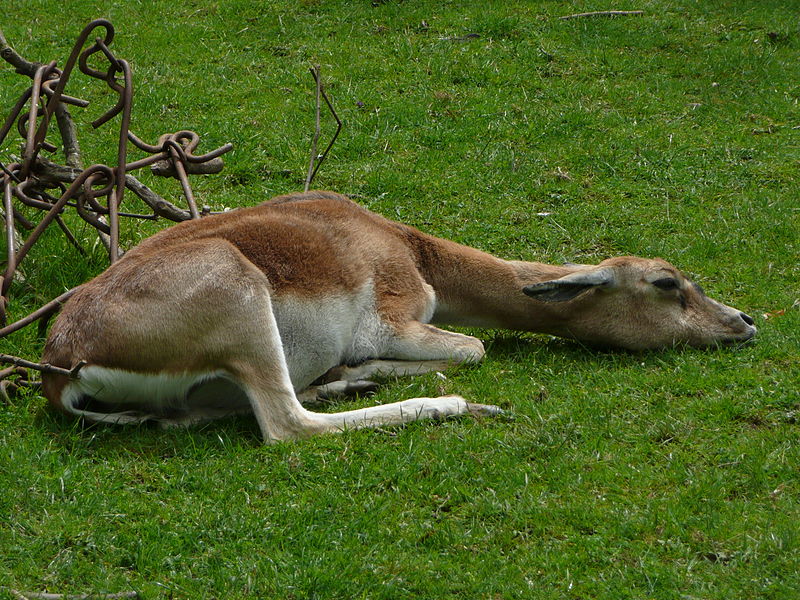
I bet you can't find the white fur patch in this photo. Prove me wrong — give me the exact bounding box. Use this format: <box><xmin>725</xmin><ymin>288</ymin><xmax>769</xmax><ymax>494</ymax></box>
<box><xmin>271</xmin><ymin>280</ymin><xmax>394</xmax><ymax>388</ymax></box>
<box><xmin>60</xmin><ymin>366</ymin><xmax>245</xmax><ymax>424</ymax></box>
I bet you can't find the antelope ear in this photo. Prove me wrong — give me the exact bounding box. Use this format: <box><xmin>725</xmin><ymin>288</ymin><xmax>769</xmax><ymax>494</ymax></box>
<box><xmin>522</xmin><ymin>268</ymin><xmax>615</xmax><ymax>303</ymax></box>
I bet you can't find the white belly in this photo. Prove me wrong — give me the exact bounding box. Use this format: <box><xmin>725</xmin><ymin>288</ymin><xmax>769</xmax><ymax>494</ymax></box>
<box><xmin>271</xmin><ymin>283</ymin><xmax>393</xmax><ymax>388</ymax></box>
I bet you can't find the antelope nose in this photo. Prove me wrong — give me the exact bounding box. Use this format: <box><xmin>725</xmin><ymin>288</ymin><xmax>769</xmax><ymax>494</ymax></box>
<box><xmin>740</xmin><ymin>312</ymin><xmax>755</xmax><ymax>326</ymax></box>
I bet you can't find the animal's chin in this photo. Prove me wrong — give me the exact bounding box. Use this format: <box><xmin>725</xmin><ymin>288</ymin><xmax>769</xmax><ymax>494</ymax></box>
<box><xmin>693</xmin><ymin>331</ymin><xmax>757</xmax><ymax>348</ymax></box>
<box><xmin>621</xmin><ymin>330</ymin><xmax>757</xmax><ymax>351</ymax></box>
<box><xmin>720</xmin><ymin>334</ymin><xmax>757</xmax><ymax>347</ymax></box>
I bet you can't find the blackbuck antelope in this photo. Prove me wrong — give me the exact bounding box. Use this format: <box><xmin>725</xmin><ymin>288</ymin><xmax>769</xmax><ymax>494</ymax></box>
<box><xmin>41</xmin><ymin>191</ymin><xmax>756</xmax><ymax>441</ymax></box>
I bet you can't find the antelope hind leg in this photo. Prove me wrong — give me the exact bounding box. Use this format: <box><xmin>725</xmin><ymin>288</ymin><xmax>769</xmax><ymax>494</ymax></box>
<box><xmin>298</xmin><ymin>324</ymin><xmax>501</xmax><ymax>413</ymax></box>
<box><xmin>299</xmin><ymin>359</ymin><xmax>464</xmax><ymax>407</ymax></box>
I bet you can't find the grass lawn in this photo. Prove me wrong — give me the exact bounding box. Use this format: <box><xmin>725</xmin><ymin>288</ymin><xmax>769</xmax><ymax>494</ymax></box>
<box><xmin>1</xmin><ymin>1</ymin><xmax>799</xmax><ymax>598</ymax></box>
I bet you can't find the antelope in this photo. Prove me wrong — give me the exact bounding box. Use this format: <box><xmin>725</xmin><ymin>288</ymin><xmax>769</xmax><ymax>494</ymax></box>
<box><xmin>41</xmin><ymin>191</ymin><xmax>756</xmax><ymax>442</ymax></box>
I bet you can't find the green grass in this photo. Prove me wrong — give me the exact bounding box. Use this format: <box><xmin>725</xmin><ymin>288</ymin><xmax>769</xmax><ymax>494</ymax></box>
<box><xmin>1</xmin><ymin>1</ymin><xmax>799</xmax><ymax>598</ymax></box>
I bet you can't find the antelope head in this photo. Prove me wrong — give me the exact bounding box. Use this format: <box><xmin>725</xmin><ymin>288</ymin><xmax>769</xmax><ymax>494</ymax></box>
<box><xmin>522</xmin><ymin>256</ymin><xmax>756</xmax><ymax>350</ymax></box>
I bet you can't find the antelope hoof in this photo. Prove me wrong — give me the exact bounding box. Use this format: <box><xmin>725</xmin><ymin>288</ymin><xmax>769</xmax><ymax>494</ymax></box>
<box><xmin>316</xmin><ymin>379</ymin><xmax>380</xmax><ymax>400</ymax></box>
<box><xmin>342</xmin><ymin>379</ymin><xmax>380</xmax><ymax>396</ymax></box>
<box><xmin>466</xmin><ymin>402</ymin><xmax>504</xmax><ymax>417</ymax></box>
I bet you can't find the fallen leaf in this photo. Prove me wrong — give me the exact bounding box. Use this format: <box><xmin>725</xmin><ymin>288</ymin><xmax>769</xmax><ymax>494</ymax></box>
<box><xmin>762</xmin><ymin>309</ymin><xmax>786</xmax><ymax>320</ymax></box>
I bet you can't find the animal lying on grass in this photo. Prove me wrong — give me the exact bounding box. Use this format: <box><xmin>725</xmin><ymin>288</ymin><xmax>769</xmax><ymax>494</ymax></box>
<box><xmin>41</xmin><ymin>191</ymin><xmax>756</xmax><ymax>442</ymax></box>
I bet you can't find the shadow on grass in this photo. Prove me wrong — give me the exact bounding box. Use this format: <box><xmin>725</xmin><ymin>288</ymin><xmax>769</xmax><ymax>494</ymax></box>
<box><xmin>483</xmin><ymin>330</ymin><xmax>756</xmax><ymax>366</ymax></box>
<box><xmin>22</xmin><ymin>331</ymin><xmax>757</xmax><ymax>456</ymax></box>
<box><xmin>31</xmin><ymin>406</ymin><xmax>265</xmax><ymax>459</ymax></box>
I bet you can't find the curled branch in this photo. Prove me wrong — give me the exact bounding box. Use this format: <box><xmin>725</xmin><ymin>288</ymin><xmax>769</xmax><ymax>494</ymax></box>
<box><xmin>31</xmin><ymin>157</ymin><xmax>193</xmax><ymax>221</ymax></box>
<box><xmin>0</xmin><ymin>19</ymin><xmax>233</xmax><ymax>385</ymax></box>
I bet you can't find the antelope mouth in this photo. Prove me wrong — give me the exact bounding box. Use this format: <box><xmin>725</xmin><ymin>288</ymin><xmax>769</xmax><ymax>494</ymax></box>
<box><xmin>717</xmin><ymin>327</ymin><xmax>757</xmax><ymax>347</ymax></box>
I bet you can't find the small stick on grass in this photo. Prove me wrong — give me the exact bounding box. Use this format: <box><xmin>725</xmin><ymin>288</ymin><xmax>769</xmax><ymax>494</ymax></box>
<box><xmin>559</xmin><ymin>10</ymin><xmax>644</xmax><ymax>20</ymax></box>
<box><xmin>4</xmin><ymin>591</ymin><xmax>140</xmax><ymax>600</ymax></box>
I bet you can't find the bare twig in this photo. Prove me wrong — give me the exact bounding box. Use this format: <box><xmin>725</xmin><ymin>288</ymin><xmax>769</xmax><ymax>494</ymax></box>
<box><xmin>309</xmin><ymin>74</ymin><xmax>342</xmax><ymax>186</ymax></box>
<box><xmin>0</xmin><ymin>354</ymin><xmax>85</xmax><ymax>379</ymax></box>
<box><xmin>559</xmin><ymin>10</ymin><xmax>644</xmax><ymax>20</ymax></box>
<box><xmin>150</xmin><ymin>156</ymin><xmax>224</xmax><ymax>176</ymax></box>
<box><xmin>0</xmin><ymin>27</ymin><xmax>40</xmax><ymax>76</ymax></box>
<box><xmin>0</xmin><ymin>287</ymin><xmax>77</xmax><ymax>338</ymax></box>
<box><xmin>124</xmin><ymin>173</ymin><xmax>192</xmax><ymax>220</ymax></box>
<box><xmin>125</xmin><ymin>173</ymin><xmax>193</xmax><ymax>220</ymax></box>
<box><xmin>54</xmin><ymin>103</ymin><xmax>82</xmax><ymax>169</ymax></box>
<box><xmin>305</xmin><ymin>65</ymin><xmax>322</xmax><ymax>192</ymax></box>
<box><xmin>0</xmin><ymin>379</ymin><xmax>20</xmax><ymax>402</ymax></box>
<box><xmin>0</xmin><ymin>365</ymin><xmax>27</xmax><ymax>380</ymax></box>
<box><xmin>54</xmin><ymin>215</ymin><xmax>87</xmax><ymax>255</ymax></box>
<box><xmin>304</xmin><ymin>66</ymin><xmax>342</xmax><ymax>191</ymax></box>
<box><xmin>31</xmin><ymin>157</ymin><xmax>193</xmax><ymax>221</ymax></box>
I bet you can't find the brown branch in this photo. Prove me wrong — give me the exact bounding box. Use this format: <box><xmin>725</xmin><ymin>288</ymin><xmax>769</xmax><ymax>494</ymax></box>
<box><xmin>0</xmin><ymin>28</ymin><xmax>40</xmax><ymax>77</ymax></box>
<box><xmin>54</xmin><ymin>103</ymin><xmax>83</xmax><ymax>169</ymax></box>
<box><xmin>0</xmin><ymin>287</ymin><xmax>76</xmax><ymax>338</ymax></box>
<box><xmin>310</xmin><ymin>79</ymin><xmax>341</xmax><ymax>186</ymax></box>
<box><xmin>0</xmin><ymin>365</ymin><xmax>27</xmax><ymax>380</ymax></box>
<box><xmin>1</xmin><ymin>28</ymin><xmax>84</xmax><ymax>172</ymax></box>
<box><xmin>54</xmin><ymin>214</ymin><xmax>87</xmax><ymax>255</ymax></box>
<box><xmin>304</xmin><ymin>66</ymin><xmax>341</xmax><ymax>191</ymax></box>
<box><xmin>0</xmin><ymin>379</ymin><xmax>19</xmax><ymax>402</ymax></box>
<box><xmin>124</xmin><ymin>172</ymin><xmax>192</xmax><ymax>221</ymax></box>
<box><xmin>559</xmin><ymin>10</ymin><xmax>644</xmax><ymax>20</ymax></box>
<box><xmin>0</xmin><ymin>354</ymin><xmax>85</xmax><ymax>379</ymax></box>
<box><xmin>150</xmin><ymin>156</ymin><xmax>224</xmax><ymax>176</ymax></box>
<box><xmin>27</xmin><ymin>157</ymin><xmax>93</xmax><ymax>187</ymax></box>
<box><xmin>31</xmin><ymin>157</ymin><xmax>192</xmax><ymax>221</ymax></box>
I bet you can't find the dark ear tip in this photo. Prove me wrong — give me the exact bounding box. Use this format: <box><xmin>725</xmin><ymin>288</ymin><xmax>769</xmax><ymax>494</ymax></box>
<box><xmin>522</xmin><ymin>283</ymin><xmax>548</xmax><ymax>297</ymax></box>
<box><xmin>522</xmin><ymin>281</ymin><xmax>599</xmax><ymax>303</ymax></box>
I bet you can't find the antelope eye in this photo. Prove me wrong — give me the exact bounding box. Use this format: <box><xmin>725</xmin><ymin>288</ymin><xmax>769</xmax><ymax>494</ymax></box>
<box><xmin>652</xmin><ymin>277</ymin><xmax>680</xmax><ymax>291</ymax></box>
